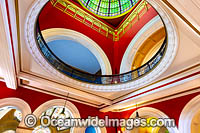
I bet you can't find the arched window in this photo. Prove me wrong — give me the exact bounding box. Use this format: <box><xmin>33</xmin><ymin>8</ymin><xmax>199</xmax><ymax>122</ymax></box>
<box><xmin>0</xmin><ymin>98</ymin><xmax>31</xmax><ymax>132</ymax></box>
<box><xmin>127</xmin><ymin>107</ymin><xmax>178</xmax><ymax>133</ymax></box>
<box><xmin>0</xmin><ymin>106</ymin><xmax>22</xmax><ymax>132</ymax></box>
<box><xmin>33</xmin><ymin>99</ymin><xmax>83</xmax><ymax>133</ymax></box>
<box><xmin>33</xmin><ymin>106</ymin><xmax>73</xmax><ymax>133</ymax></box>
<box><xmin>179</xmin><ymin>95</ymin><xmax>200</xmax><ymax>133</ymax></box>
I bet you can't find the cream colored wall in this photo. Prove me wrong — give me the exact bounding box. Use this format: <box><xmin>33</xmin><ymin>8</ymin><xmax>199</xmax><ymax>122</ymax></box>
<box><xmin>165</xmin><ymin>0</ymin><xmax>200</xmax><ymax>33</ymax></box>
<box><xmin>5</xmin><ymin>0</ymin><xmax>200</xmax><ymax>108</ymax></box>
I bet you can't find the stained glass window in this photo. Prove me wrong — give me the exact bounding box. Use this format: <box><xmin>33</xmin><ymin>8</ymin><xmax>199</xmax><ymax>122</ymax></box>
<box><xmin>79</xmin><ymin>0</ymin><xmax>140</xmax><ymax>18</ymax></box>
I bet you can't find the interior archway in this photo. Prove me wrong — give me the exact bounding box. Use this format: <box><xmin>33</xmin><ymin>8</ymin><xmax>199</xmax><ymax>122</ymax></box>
<box><xmin>0</xmin><ymin>98</ymin><xmax>31</xmax><ymax>128</ymax></box>
<box><xmin>120</xmin><ymin>15</ymin><xmax>165</xmax><ymax>73</ymax></box>
<box><xmin>179</xmin><ymin>95</ymin><xmax>200</xmax><ymax>133</ymax></box>
<box><xmin>41</xmin><ymin>28</ymin><xmax>112</xmax><ymax>75</ymax></box>
<box><xmin>131</xmin><ymin>27</ymin><xmax>166</xmax><ymax>70</ymax></box>
<box><xmin>33</xmin><ymin>99</ymin><xmax>83</xmax><ymax>133</ymax></box>
<box><xmin>127</xmin><ymin>107</ymin><xmax>178</xmax><ymax>133</ymax></box>
<box><xmin>0</xmin><ymin>106</ymin><xmax>22</xmax><ymax>133</ymax></box>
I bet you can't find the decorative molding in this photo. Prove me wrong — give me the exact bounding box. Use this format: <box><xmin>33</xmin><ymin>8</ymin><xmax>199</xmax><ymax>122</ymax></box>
<box><xmin>0</xmin><ymin>0</ymin><xmax>17</xmax><ymax>89</ymax></box>
<box><xmin>25</xmin><ymin>0</ymin><xmax>178</xmax><ymax>91</ymax></box>
<box><xmin>0</xmin><ymin>98</ymin><xmax>32</xmax><ymax>127</ymax></box>
<box><xmin>50</xmin><ymin>0</ymin><xmax>151</xmax><ymax>41</ymax></box>
<box><xmin>41</xmin><ymin>28</ymin><xmax>112</xmax><ymax>75</ymax></box>
<box><xmin>100</xmin><ymin>72</ymin><xmax>200</xmax><ymax>112</ymax></box>
<box><xmin>33</xmin><ymin>99</ymin><xmax>82</xmax><ymax>133</ymax></box>
<box><xmin>120</xmin><ymin>15</ymin><xmax>164</xmax><ymax>73</ymax></box>
<box><xmin>128</xmin><ymin>107</ymin><xmax>179</xmax><ymax>133</ymax></box>
<box><xmin>18</xmin><ymin>71</ymin><xmax>112</xmax><ymax>106</ymax></box>
<box><xmin>162</xmin><ymin>0</ymin><xmax>200</xmax><ymax>36</ymax></box>
<box><xmin>7</xmin><ymin>0</ymin><xmax>20</xmax><ymax>75</ymax></box>
<box><xmin>179</xmin><ymin>94</ymin><xmax>200</xmax><ymax>133</ymax></box>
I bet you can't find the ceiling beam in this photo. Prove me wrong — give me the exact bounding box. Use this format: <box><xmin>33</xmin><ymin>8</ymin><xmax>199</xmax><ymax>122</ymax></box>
<box><xmin>0</xmin><ymin>0</ymin><xmax>17</xmax><ymax>89</ymax></box>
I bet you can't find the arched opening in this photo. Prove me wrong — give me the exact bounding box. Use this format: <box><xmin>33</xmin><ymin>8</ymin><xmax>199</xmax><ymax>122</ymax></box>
<box><xmin>47</xmin><ymin>39</ymin><xmax>101</xmax><ymax>75</ymax></box>
<box><xmin>120</xmin><ymin>15</ymin><xmax>165</xmax><ymax>73</ymax></box>
<box><xmin>33</xmin><ymin>99</ymin><xmax>82</xmax><ymax>133</ymax></box>
<box><xmin>41</xmin><ymin>28</ymin><xmax>112</xmax><ymax>75</ymax></box>
<box><xmin>0</xmin><ymin>98</ymin><xmax>31</xmax><ymax>130</ymax></box>
<box><xmin>33</xmin><ymin>106</ymin><xmax>73</xmax><ymax>133</ymax></box>
<box><xmin>131</xmin><ymin>27</ymin><xmax>166</xmax><ymax>70</ymax></box>
<box><xmin>127</xmin><ymin>107</ymin><xmax>178</xmax><ymax>133</ymax></box>
<box><xmin>179</xmin><ymin>95</ymin><xmax>200</xmax><ymax>133</ymax></box>
<box><xmin>0</xmin><ymin>106</ymin><xmax>22</xmax><ymax>133</ymax></box>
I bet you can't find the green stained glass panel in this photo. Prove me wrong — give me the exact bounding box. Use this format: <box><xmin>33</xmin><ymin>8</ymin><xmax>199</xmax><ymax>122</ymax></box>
<box><xmin>79</xmin><ymin>0</ymin><xmax>140</xmax><ymax>17</ymax></box>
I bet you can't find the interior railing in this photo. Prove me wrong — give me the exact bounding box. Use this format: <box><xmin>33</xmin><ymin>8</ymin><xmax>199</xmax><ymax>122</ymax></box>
<box><xmin>50</xmin><ymin>0</ymin><xmax>150</xmax><ymax>41</ymax></box>
<box><xmin>36</xmin><ymin>21</ymin><xmax>167</xmax><ymax>85</ymax></box>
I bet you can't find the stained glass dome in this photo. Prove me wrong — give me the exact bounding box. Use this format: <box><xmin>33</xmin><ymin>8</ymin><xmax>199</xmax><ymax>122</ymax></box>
<box><xmin>78</xmin><ymin>0</ymin><xmax>140</xmax><ymax>18</ymax></box>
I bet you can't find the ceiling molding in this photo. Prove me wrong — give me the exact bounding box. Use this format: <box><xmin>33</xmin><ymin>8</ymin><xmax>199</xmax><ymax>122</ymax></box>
<box><xmin>18</xmin><ymin>72</ymin><xmax>112</xmax><ymax>106</ymax></box>
<box><xmin>100</xmin><ymin>67</ymin><xmax>200</xmax><ymax>112</ymax></box>
<box><xmin>161</xmin><ymin>0</ymin><xmax>200</xmax><ymax>36</ymax></box>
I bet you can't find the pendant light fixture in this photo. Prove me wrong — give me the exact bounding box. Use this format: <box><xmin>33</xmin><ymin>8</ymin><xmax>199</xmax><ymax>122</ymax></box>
<box><xmin>135</xmin><ymin>103</ymin><xmax>140</xmax><ymax>118</ymax></box>
<box><xmin>60</xmin><ymin>93</ymin><xmax>69</xmax><ymax>118</ymax></box>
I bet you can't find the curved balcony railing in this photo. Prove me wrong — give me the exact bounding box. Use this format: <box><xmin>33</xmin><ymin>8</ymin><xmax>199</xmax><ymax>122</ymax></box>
<box><xmin>36</xmin><ymin>21</ymin><xmax>167</xmax><ymax>85</ymax></box>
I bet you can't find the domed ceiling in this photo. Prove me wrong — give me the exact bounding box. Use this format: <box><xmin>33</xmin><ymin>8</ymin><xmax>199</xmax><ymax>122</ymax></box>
<box><xmin>78</xmin><ymin>0</ymin><xmax>140</xmax><ymax>18</ymax></box>
<box><xmin>34</xmin><ymin>0</ymin><xmax>170</xmax><ymax>85</ymax></box>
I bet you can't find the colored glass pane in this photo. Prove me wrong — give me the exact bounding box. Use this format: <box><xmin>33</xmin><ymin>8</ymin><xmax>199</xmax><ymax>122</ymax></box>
<box><xmin>79</xmin><ymin>0</ymin><xmax>140</xmax><ymax>18</ymax></box>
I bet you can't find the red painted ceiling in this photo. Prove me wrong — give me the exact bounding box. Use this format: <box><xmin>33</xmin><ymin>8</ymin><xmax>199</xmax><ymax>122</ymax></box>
<box><xmin>38</xmin><ymin>1</ymin><xmax>158</xmax><ymax>74</ymax></box>
<box><xmin>69</xmin><ymin>0</ymin><xmax>142</xmax><ymax>28</ymax></box>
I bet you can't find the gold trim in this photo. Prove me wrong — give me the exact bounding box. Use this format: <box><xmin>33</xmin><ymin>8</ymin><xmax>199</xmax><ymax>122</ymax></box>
<box><xmin>49</xmin><ymin>0</ymin><xmax>151</xmax><ymax>41</ymax></box>
<box><xmin>115</xmin><ymin>1</ymin><xmax>151</xmax><ymax>41</ymax></box>
<box><xmin>50</xmin><ymin>0</ymin><xmax>115</xmax><ymax>40</ymax></box>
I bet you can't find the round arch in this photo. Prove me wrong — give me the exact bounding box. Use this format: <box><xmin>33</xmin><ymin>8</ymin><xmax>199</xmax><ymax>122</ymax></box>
<box><xmin>128</xmin><ymin>107</ymin><xmax>179</xmax><ymax>133</ymax></box>
<box><xmin>41</xmin><ymin>28</ymin><xmax>112</xmax><ymax>75</ymax></box>
<box><xmin>179</xmin><ymin>94</ymin><xmax>200</xmax><ymax>133</ymax></box>
<box><xmin>33</xmin><ymin>99</ymin><xmax>83</xmax><ymax>133</ymax></box>
<box><xmin>0</xmin><ymin>98</ymin><xmax>32</xmax><ymax>127</ymax></box>
<box><xmin>120</xmin><ymin>15</ymin><xmax>164</xmax><ymax>73</ymax></box>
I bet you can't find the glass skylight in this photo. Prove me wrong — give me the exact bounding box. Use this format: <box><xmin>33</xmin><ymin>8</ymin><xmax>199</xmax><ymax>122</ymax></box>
<box><xmin>79</xmin><ymin>0</ymin><xmax>140</xmax><ymax>18</ymax></box>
